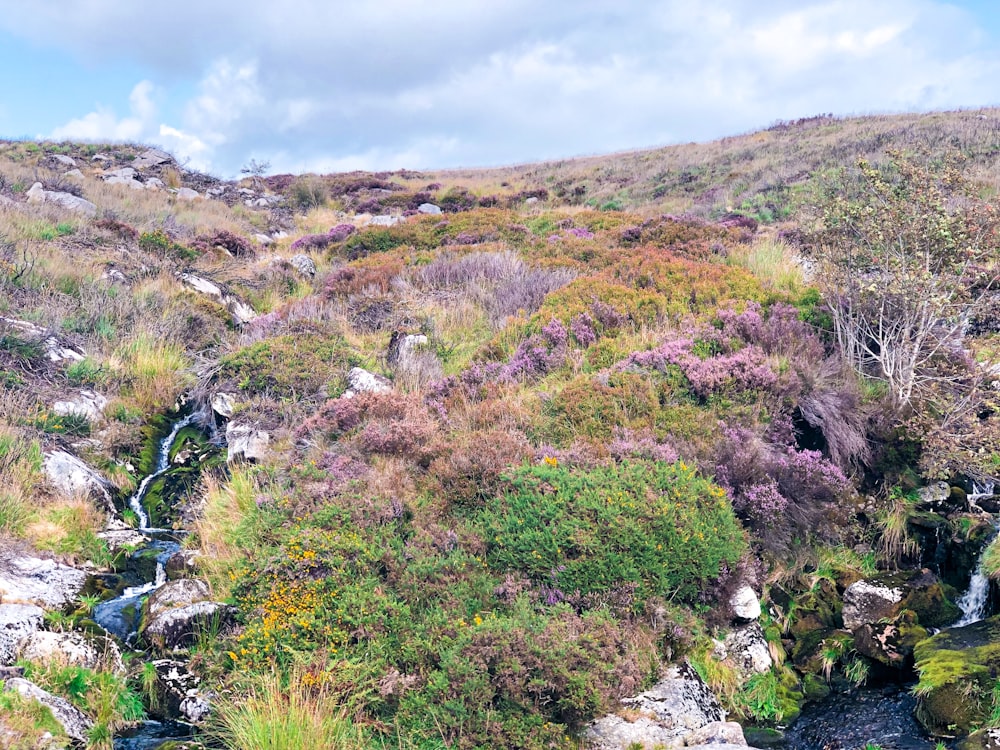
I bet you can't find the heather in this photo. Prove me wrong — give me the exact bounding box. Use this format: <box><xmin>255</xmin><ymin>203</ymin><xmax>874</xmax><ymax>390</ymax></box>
<box><xmin>1</xmin><ymin>115</ymin><xmax>999</xmax><ymax>749</ymax></box>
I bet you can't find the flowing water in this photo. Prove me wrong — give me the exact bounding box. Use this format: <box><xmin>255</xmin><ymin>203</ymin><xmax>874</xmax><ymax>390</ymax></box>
<box><xmin>953</xmin><ymin>482</ymin><xmax>998</xmax><ymax>627</ymax></box>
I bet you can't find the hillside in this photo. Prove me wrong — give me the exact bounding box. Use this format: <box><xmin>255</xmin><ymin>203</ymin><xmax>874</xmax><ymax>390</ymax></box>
<box><xmin>0</xmin><ymin>111</ymin><xmax>998</xmax><ymax>750</ymax></box>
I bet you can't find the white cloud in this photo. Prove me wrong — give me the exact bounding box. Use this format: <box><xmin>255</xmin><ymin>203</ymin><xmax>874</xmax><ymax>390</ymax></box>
<box><xmin>23</xmin><ymin>0</ymin><xmax>1000</xmax><ymax>174</ymax></box>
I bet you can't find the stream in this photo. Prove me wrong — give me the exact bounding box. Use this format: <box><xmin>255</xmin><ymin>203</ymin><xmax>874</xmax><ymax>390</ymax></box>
<box><xmin>88</xmin><ymin>410</ymin><xmax>216</xmax><ymax>749</ymax></box>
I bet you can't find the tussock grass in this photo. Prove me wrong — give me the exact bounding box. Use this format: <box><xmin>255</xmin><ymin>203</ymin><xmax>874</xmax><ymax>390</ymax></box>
<box><xmin>193</xmin><ymin>467</ymin><xmax>261</xmax><ymax>595</ymax></box>
<box><xmin>725</xmin><ymin>236</ymin><xmax>804</xmax><ymax>292</ymax></box>
<box><xmin>111</xmin><ymin>333</ymin><xmax>193</xmax><ymax>413</ymax></box>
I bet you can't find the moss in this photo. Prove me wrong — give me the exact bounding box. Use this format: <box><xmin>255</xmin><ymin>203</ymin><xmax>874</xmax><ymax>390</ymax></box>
<box><xmin>775</xmin><ymin>666</ymin><xmax>804</xmax><ymax>724</ymax></box>
<box><xmin>802</xmin><ymin>672</ymin><xmax>831</xmax><ymax>702</ymax></box>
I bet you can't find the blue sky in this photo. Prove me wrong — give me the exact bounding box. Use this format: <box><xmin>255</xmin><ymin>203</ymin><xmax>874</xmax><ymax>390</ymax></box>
<box><xmin>1</xmin><ymin>0</ymin><xmax>998</xmax><ymax>177</ymax></box>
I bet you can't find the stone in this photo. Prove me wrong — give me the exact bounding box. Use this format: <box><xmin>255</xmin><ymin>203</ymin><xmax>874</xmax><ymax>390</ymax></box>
<box><xmin>180</xmin><ymin>273</ymin><xmax>224</xmax><ymax>301</ymax></box>
<box><xmin>369</xmin><ymin>214</ymin><xmax>401</xmax><ymax>226</ymax></box>
<box><xmin>25</xmin><ymin>182</ymin><xmax>45</xmax><ymax>203</ymax></box>
<box><xmin>49</xmin><ymin>154</ymin><xmax>76</xmax><ymax>166</ymax></box>
<box><xmin>145</xmin><ymin>177</ymin><xmax>165</xmax><ymax>189</ymax></box>
<box><xmin>684</xmin><ymin>721</ymin><xmax>747</xmax><ymax>746</ymax></box>
<box><xmin>211</xmin><ymin>392</ymin><xmax>237</xmax><ymax>419</ymax></box>
<box><xmin>226</xmin><ymin>422</ymin><xmax>270</xmax><ymax>462</ymax></box>
<box><xmin>585</xmin><ymin>663</ymin><xmax>725</xmax><ymax>748</ymax></box>
<box><xmin>525</xmin><ymin>196</ymin><xmax>540</xmax><ymax>205</ymax></box>
<box><xmin>104</xmin><ymin>167</ymin><xmax>137</xmax><ymax>181</ymax></box>
<box><xmin>226</xmin><ymin>298</ymin><xmax>258</xmax><ymax>326</ymax></box>
<box><xmin>0</xmin><ymin>557</ymin><xmax>87</xmax><ymax>609</ymax></box>
<box><xmin>853</xmin><ymin>611</ymin><xmax>927</xmax><ymax>667</ymax></box>
<box><xmin>18</xmin><ymin>631</ymin><xmax>125</xmax><ymax>675</ymax></box>
<box><xmin>254</xmin><ymin>233</ymin><xmax>274</xmax><ymax>246</ymax></box>
<box><xmin>343</xmin><ymin>366</ymin><xmax>392</xmax><ymax>398</ymax></box>
<box><xmin>0</xmin><ymin>604</ymin><xmax>44</xmax><ymax>665</ymax></box>
<box><xmin>5</xmin><ymin>678</ymin><xmax>93</xmax><ymax>742</ymax></box>
<box><xmin>91</xmin><ymin>153</ymin><xmax>111</xmax><ymax>162</ymax></box>
<box><xmin>730</xmin><ymin>585</ymin><xmax>761</xmax><ymax>621</ymax></box>
<box><xmin>53</xmin><ymin>389</ymin><xmax>108</xmax><ymax>423</ymax></box>
<box><xmin>722</xmin><ymin>623</ymin><xmax>773</xmax><ymax>677</ymax></box>
<box><xmin>101</xmin><ymin>268</ymin><xmax>128</xmax><ymax>284</ymax></box>
<box><xmin>164</xmin><ymin>550</ymin><xmax>200</xmax><ymax>581</ymax></box>
<box><xmin>62</xmin><ymin>168</ymin><xmax>84</xmax><ymax>179</ymax></box>
<box><xmin>387</xmin><ymin>332</ymin><xmax>430</xmax><ymax>369</ymax></box>
<box><xmin>143</xmin><ymin>601</ymin><xmax>234</xmax><ymax>651</ymax></box>
<box><xmin>145</xmin><ymin>579</ymin><xmax>211</xmax><ymax>613</ymax></box>
<box><xmin>289</xmin><ymin>253</ymin><xmax>317</xmax><ymax>277</ymax></box>
<box><xmin>98</xmin><ymin>527</ymin><xmax>148</xmax><ymax>553</ymax></box>
<box><xmin>917</xmin><ymin>481</ymin><xmax>951</xmax><ymax>507</ymax></box>
<box><xmin>417</xmin><ymin>203</ymin><xmax>442</xmax><ymax>214</ymax></box>
<box><xmin>25</xmin><ymin>182</ymin><xmax>97</xmax><ymax>215</ymax></box>
<box><xmin>175</xmin><ymin>187</ymin><xmax>201</xmax><ymax>200</ymax></box>
<box><xmin>43</xmin><ymin>450</ymin><xmax>114</xmax><ymax>506</ymax></box>
<box><xmin>1</xmin><ymin>317</ymin><xmax>87</xmax><ymax>363</ymax></box>
<box><xmin>842</xmin><ymin>579</ymin><xmax>903</xmax><ymax>631</ymax></box>
<box><xmin>132</xmin><ymin>148</ymin><xmax>172</xmax><ymax>169</ymax></box>
<box><xmin>148</xmin><ymin>659</ymin><xmax>213</xmax><ymax>723</ymax></box>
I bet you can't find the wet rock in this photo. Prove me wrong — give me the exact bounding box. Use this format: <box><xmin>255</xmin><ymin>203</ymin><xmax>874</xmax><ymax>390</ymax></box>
<box><xmin>226</xmin><ymin>422</ymin><xmax>270</xmax><ymax>462</ymax></box>
<box><xmin>18</xmin><ymin>631</ymin><xmax>125</xmax><ymax>675</ymax></box>
<box><xmin>53</xmin><ymin>389</ymin><xmax>108</xmax><ymax>423</ymax></box>
<box><xmin>164</xmin><ymin>550</ymin><xmax>200</xmax><ymax>581</ymax></box>
<box><xmin>914</xmin><ymin>616</ymin><xmax>1000</xmax><ymax>738</ymax></box>
<box><xmin>98</xmin><ymin>527</ymin><xmax>148</xmax><ymax>554</ymax></box>
<box><xmin>852</xmin><ymin>611</ymin><xmax>927</xmax><ymax>667</ymax></box>
<box><xmin>0</xmin><ymin>556</ymin><xmax>87</xmax><ymax>608</ymax></box>
<box><xmin>730</xmin><ymin>585</ymin><xmax>761</xmax><ymax>621</ymax></box>
<box><xmin>0</xmin><ymin>604</ymin><xmax>44</xmax><ymax>665</ymax></box>
<box><xmin>917</xmin><ymin>481</ymin><xmax>951</xmax><ymax>508</ymax></box>
<box><xmin>721</xmin><ymin>623</ymin><xmax>772</xmax><ymax>677</ymax></box>
<box><xmin>343</xmin><ymin>366</ymin><xmax>391</xmax><ymax>397</ymax></box>
<box><xmin>143</xmin><ymin>601</ymin><xmax>234</xmax><ymax>652</ymax></box>
<box><xmin>148</xmin><ymin>659</ymin><xmax>213</xmax><ymax>723</ymax></box>
<box><xmin>585</xmin><ymin>663</ymin><xmax>725</xmax><ymax>748</ymax></box>
<box><xmin>844</xmin><ymin>569</ymin><xmax>959</xmax><ymax>631</ymax></box>
<box><xmin>960</xmin><ymin>727</ymin><xmax>1000</xmax><ymax>749</ymax></box>
<box><xmin>4</xmin><ymin>678</ymin><xmax>93</xmax><ymax>742</ymax></box>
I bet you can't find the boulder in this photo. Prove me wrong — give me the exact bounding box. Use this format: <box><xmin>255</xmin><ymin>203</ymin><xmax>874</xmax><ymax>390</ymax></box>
<box><xmin>730</xmin><ymin>585</ymin><xmax>761</xmax><ymax>621</ymax></box>
<box><xmin>417</xmin><ymin>203</ymin><xmax>442</xmax><ymax>214</ymax></box>
<box><xmin>0</xmin><ymin>604</ymin><xmax>44</xmax><ymax>665</ymax></box>
<box><xmin>0</xmin><ymin>557</ymin><xmax>87</xmax><ymax>608</ymax></box>
<box><xmin>211</xmin><ymin>392</ymin><xmax>238</xmax><ymax>419</ymax></box>
<box><xmin>62</xmin><ymin>168</ymin><xmax>84</xmax><ymax>179</ymax></box>
<box><xmin>145</xmin><ymin>177</ymin><xmax>165</xmax><ymax>190</ymax></box>
<box><xmin>98</xmin><ymin>526</ymin><xmax>147</xmax><ymax>554</ymax></box>
<box><xmin>343</xmin><ymin>366</ymin><xmax>391</xmax><ymax>397</ymax></box>
<box><xmin>148</xmin><ymin>659</ymin><xmax>212</xmax><ymax>723</ymax></box>
<box><xmin>254</xmin><ymin>233</ymin><xmax>274</xmax><ymax>245</ymax></box>
<box><xmin>226</xmin><ymin>298</ymin><xmax>258</xmax><ymax>326</ymax></box>
<box><xmin>180</xmin><ymin>273</ymin><xmax>224</xmax><ymax>301</ymax></box>
<box><xmin>843</xmin><ymin>570</ymin><xmax>958</xmax><ymax>631</ymax></box>
<box><xmin>917</xmin><ymin>481</ymin><xmax>951</xmax><ymax>508</ymax></box>
<box><xmin>289</xmin><ymin>253</ymin><xmax>317</xmax><ymax>277</ymax></box>
<box><xmin>18</xmin><ymin>631</ymin><xmax>125</xmax><ymax>675</ymax></box>
<box><xmin>4</xmin><ymin>678</ymin><xmax>93</xmax><ymax>743</ymax></box>
<box><xmin>145</xmin><ymin>579</ymin><xmax>211</xmax><ymax>613</ymax></box>
<box><xmin>684</xmin><ymin>721</ymin><xmax>748</xmax><ymax>746</ymax></box>
<box><xmin>368</xmin><ymin>214</ymin><xmax>401</xmax><ymax>227</ymax></box>
<box><xmin>164</xmin><ymin>550</ymin><xmax>200</xmax><ymax>580</ymax></box>
<box><xmin>585</xmin><ymin>663</ymin><xmax>725</xmax><ymax>748</ymax></box>
<box><xmin>387</xmin><ymin>332</ymin><xmax>430</xmax><ymax>369</ymax></box>
<box><xmin>43</xmin><ymin>450</ymin><xmax>114</xmax><ymax>507</ymax></box>
<box><xmin>132</xmin><ymin>148</ymin><xmax>172</xmax><ymax>169</ymax></box>
<box><xmin>49</xmin><ymin>154</ymin><xmax>76</xmax><ymax>167</ymax></box>
<box><xmin>842</xmin><ymin>579</ymin><xmax>904</xmax><ymax>631</ymax></box>
<box><xmin>175</xmin><ymin>187</ymin><xmax>201</xmax><ymax>200</ymax></box>
<box><xmin>721</xmin><ymin>623</ymin><xmax>773</xmax><ymax>678</ymax></box>
<box><xmin>142</xmin><ymin>601</ymin><xmax>234</xmax><ymax>651</ymax></box>
<box><xmin>0</xmin><ymin>317</ymin><xmax>86</xmax><ymax>363</ymax></box>
<box><xmin>104</xmin><ymin>167</ymin><xmax>137</xmax><ymax>181</ymax></box>
<box><xmin>25</xmin><ymin>183</ymin><xmax>97</xmax><ymax>215</ymax></box>
<box><xmin>52</xmin><ymin>389</ymin><xmax>108</xmax><ymax>423</ymax></box>
<box><xmin>914</xmin><ymin>616</ymin><xmax>1000</xmax><ymax>737</ymax></box>
<box><xmin>226</xmin><ymin>422</ymin><xmax>270</xmax><ymax>462</ymax></box>
<box><xmin>853</xmin><ymin>611</ymin><xmax>927</xmax><ymax>667</ymax></box>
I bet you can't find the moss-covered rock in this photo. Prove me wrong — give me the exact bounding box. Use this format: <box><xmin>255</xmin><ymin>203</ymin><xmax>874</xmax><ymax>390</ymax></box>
<box><xmin>852</xmin><ymin>610</ymin><xmax>927</xmax><ymax>667</ymax></box>
<box><xmin>843</xmin><ymin>569</ymin><xmax>958</xmax><ymax>631</ymax></box>
<box><xmin>958</xmin><ymin>728</ymin><xmax>1000</xmax><ymax>750</ymax></box>
<box><xmin>801</xmin><ymin>672</ymin><xmax>831</xmax><ymax>702</ymax></box>
<box><xmin>914</xmin><ymin>616</ymin><xmax>1000</xmax><ymax>737</ymax></box>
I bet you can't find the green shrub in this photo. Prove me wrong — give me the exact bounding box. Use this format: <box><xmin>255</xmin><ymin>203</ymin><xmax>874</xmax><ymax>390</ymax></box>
<box><xmin>137</xmin><ymin>230</ymin><xmax>197</xmax><ymax>261</ymax></box>
<box><xmin>480</xmin><ymin>460</ymin><xmax>746</xmax><ymax>606</ymax></box>
<box><xmin>291</xmin><ymin>177</ymin><xmax>328</xmax><ymax>211</ymax></box>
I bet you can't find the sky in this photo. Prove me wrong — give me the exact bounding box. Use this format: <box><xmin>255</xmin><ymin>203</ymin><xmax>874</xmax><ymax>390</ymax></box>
<box><xmin>1</xmin><ymin>0</ymin><xmax>998</xmax><ymax>178</ymax></box>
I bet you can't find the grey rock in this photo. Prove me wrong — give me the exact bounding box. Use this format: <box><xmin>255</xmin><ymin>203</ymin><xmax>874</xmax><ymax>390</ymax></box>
<box><xmin>226</xmin><ymin>298</ymin><xmax>258</xmax><ymax>326</ymax></box>
<box><xmin>369</xmin><ymin>214</ymin><xmax>401</xmax><ymax>226</ymax></box>
<box><xmin>5</xmin><ymin>678</ymin><xmax>93</xmax><ymax>742</ymax></box>
<box><xmin>25</xmin><ymin>182</ymin><xmax>46</xmax><ymax>203</ymax></box>
<box><xmin>254</xmin><ymin>233</ymin><xmax>274</xmax><ymax>246</ymax></box>
<box><xmin>175</xmin><ymin>187</ymin><xmax>201</xmax><ymax>200</ymax></box>
<box><xmin>145</xmin><ymin>177</ymin><xmax>165</xmax><ymax>189</ymax></box>
<box><xmin>91</xmin><ymin>153</ymin><xmax>111</xmax><ymax>162</ymax></box>
<box><xmin>417</xmin><ymin>203</ymin><xmax>442</xmax><ymax>214</ymax></box>
<box><xmin>149</xmin><ymin>659</ymin><xmax>212</xmax><ymax>723</ymax></box>
<box><xmin>132</xmin><ymin>148</ymin><xmax>172</xmax><ymax>169</ymax></box>
<box><xmin>226</xmin><ymin>422</ymin><xmax>270</xmax><ymax>462</ymax></box>
<box><xmin>100</xmin><ymin>268</ymin><xmax>128</xmax><ymax>284</ymax></box>
<box><xmin>0</xmin><ymin>317</ymin><xmax>86</xmax><ymax>363</ymax></box>
<box><xmin>525</xmin><ymin>196</ymin><xmax>540</xmax><ymax>205</ymax></box>
<box><xmin>684</xmin><ymin>722</ymin><xmax>747</xmax><ymax>746</ymax></box>
<box><xmin>730</xmin><ymin>586</ymin><xmax>761</xmax><ymax>621</ymax></box>
<box><xmin>343</xmin><ymin>367</ymin><xmax>392</xmax><ymax>398</ymax></box>
<box><xmin>25</xmin><ymin>182</ymin><xmax>97</xmax><ymax>215</ymax></box>
<box><xmin>918</xmin><ymin>481</ymin><xmax>950</xmax><ymax>507</ymax></box>
<box><xmin>49</xmin><ymin>154</ymin><xmax>77</xmax><ymax>167</ymax></box>
<box><xmin>143</xmin><ymin>601</ymin><xmax>234</xmax><ymax>651</ymax></box>
<box><xmin>721</xmin><ymin>623</ymin><xmax>772</xmax><ymax>678</ymax></box>
<box><xmin>842</xmin><ymin>580</ymin><xmax>903</xmax><ymax>631</ymax></box>
<box><xmin>387</xmin><ymin>332</ymin><xmax>429</xmax><ymax>369</ymax></box>
<box><xmin>289</xmin><ymin>253</ymin><xmax>317</xmax><ymax>277</ymax></box>
<box><xmin>98</xmin><ymin>527</ymin><xmax>148</xmax><ymax>554</ymax></box>
<box><xmin>0</xmin><ymin>604</ymin><xmax>44</xmax><ymax>666</ymax></box>
<box><xmin>62</xmin><ymin>168</ymin><xmax>84</xmax><ymax>179</ymax></box>
<box><xmin>180</xmin><ymin>273</ymin><xmax>224</xmax><ymax>301</ymax></box>
<box><xmin>53</xmin><ymin>389</ymin><xmax>108</xmax><ymax>423</ymax></box>
<box><xmin>0</xmin><ymin>557</ymin><xmax>87</xmax><ymax>609</ymax></box>
<box><xmin>43</xmin><ymin>450</ymin><xmax>113</xmax><ymax>506</ymax></box>
<box><xmin>211</xmin><ymin>392</ymin><xmax>237</xmax><ymax>419</ymax></box>
<box><xmin>18</xmin><ymin>631</ymin><xmax>125</xmax><ymax>675</ymax></box>
<box><xmin>586</xmin><ymin>663</ymin><xmax>725</xmax><ymax>748</ymax></box>
<box><xmin>146</xmin><ymin>579</ymin><xmax>211</xmax><ymax>613</ymax></box>
<box><xmin>104</xmin><ymin>167</ymin><xmax>137</xmax><ymax>181</ymax></box>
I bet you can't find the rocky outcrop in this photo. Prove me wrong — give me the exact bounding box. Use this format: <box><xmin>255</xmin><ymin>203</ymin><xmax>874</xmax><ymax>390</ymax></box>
<box><xmin>4</xmin><ymin>678</ymin><xmax>93</xmax><ymax>742</ymax></box>
<box><xmin>853</xmin><ymin>611</ymin><xmax>926</xmax><ymax>667</ymax></box>
<box><xmin>226</xmin><ymin>421</ymin><xmax>270</xmax><ymax>462</ymax></box>
<box><xmin>0</xmin><ymin>556</ymin><xmax>87</xmax><ymax>609</ymax></box>
<box><xmin>42</xmin><ymin>450</ymin><xmax>114</xmax><ymax>507</ymax></box>
<box><xmin>387</xmin><ymin>332</ymin><xmax>430</xmax><ymax>370</ymax></box>
<box><xmin>0</xmin><ymin>317</ymin><xmax>85</xmax><ymax>363</ymax></box>
<box><xmin>132</xmin><ymin>148</ymin><xmax>173</xmax><ymax>170</ymax></box>
<box><xmin>684</xmin><ymin>722</ymin><xmax>748</xmax><ymax>746</ymax></box>
<box><xmin>211</xmin><ymin>391</ymin><xmax>238</xmax><ymax>419</ymax></box>
<box><xmin>175</xmin><ymin>187</ymin><xmax>201</xmax><ymax>200</ymax></box>
<box><xmin>721</xmin><ymin>623</ymin><xmax>773</xmax><ymax>678</ymax></box>
<box><xmin>179</xmin><ymin>273</ymin><xmax>258</xmax><ymax>326</ymax></box>
<box><xmin>842</xmin><ymin>579</ymin><xmax>903</xmax><ymax>630</ymax></box>
<box><xmin>17</xmin><ymin>631</ymin><xmax>125</xmax><ymax>675</ymax></box>
<box><xmin>585</xmin><ymin>663</ymin><xmax>727</xmax><ymax>749</ymax></box>
<box><xmin>25</xmin><ymin>182</ymin><xmax>97</xmax><ymax>215</ymax></box>
<box><xmin>52</xmin><ymin>389</ymin><xmax>108</xmax><ymax>423</ymax></box>
<box><xmin>141</xmin><ymin>579</ymin><xmax>234</xmax><ymax>651</ymax></box>
<box><xmin>842</xmin><ymin>569</ymin><xmax>958</xmax><ymax>631</ymax></box>
<box><xmin>0</xmin><ymin>604</ymin><xmax>44</xmax><ymax>665</ymax></box>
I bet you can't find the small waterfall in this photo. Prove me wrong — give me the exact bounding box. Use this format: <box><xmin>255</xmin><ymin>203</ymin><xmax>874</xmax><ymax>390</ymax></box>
<box><xmin>128</xmin><ymin>413</ymin><xmax>198</xmax><ymax>530</ymax></box>
<box><xmin>953</xmin><ymin>481</ymin><xmax>998</xmax><ymax>627</ymax></box>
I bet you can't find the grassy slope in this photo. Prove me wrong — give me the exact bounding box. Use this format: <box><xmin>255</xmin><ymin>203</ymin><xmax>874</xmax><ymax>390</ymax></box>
<box><xmin>0</xmin><ymin>109</ymin><xmax>997</xmax><ymax>748</ymax></box>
